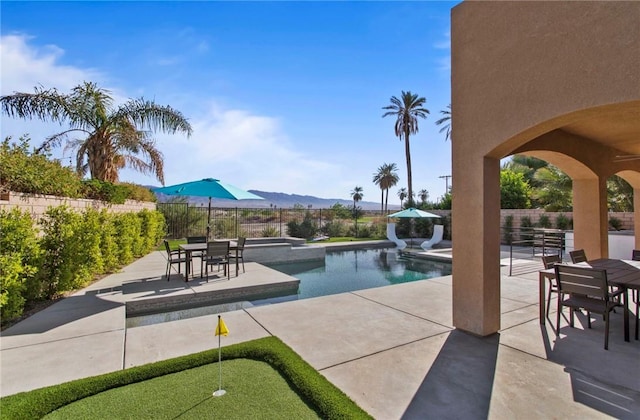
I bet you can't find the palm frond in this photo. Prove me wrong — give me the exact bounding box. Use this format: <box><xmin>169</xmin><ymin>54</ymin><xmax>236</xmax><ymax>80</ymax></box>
<box><xmin>117</xmin><ymin>98</ymin><xmax>193</xmax><ymax>136</ymax></box>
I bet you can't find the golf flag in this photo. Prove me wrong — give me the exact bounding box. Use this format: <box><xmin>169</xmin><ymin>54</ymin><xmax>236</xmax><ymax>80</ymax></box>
<box><xmin>215</xmin><ymin>316</ymin><xmax>229</xmax><ymax>336</ymax></box>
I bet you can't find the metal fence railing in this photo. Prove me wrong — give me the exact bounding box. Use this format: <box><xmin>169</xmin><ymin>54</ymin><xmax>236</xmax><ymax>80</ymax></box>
<box><xmin>157</xmin><ymin>204</ymin><xmax>383</xmax><ymax>239</ymax></box>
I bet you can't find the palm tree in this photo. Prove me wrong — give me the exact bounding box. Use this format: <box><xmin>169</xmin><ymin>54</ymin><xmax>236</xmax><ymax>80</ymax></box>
<box><xmin>0</xmin><ymin>81</ymin><xmax>192</xmax><ymax>185</ymax></box>
<box><xmin>397</xmin><ymin>187</ymin><xmax>408</xmax><ymax>208</ymax></box>
<box><xmin>351</xmin><ymin>186</ymin><xmax>364</xmax><ymax>208</ymax></box>
<box><xmin>418</xmin><ymin>189</ymin><xmax>429</xmax><ymax>205</ymax></box>
<box><xmin>351</xmin><ymin>186</ymin><xmax>364</xmax><ymax>237</ymax></box>
<box><xmin>435</xmin><ymin>104</ymin><xmax>451</xmax><ymax>141</ymax></box>
<box><xmin>382</xmin><ymin>91</ymin><xmax>429</xmax><ymax>205</ymax></box>
<box><xmin>372</xmin><ymin>163</ymin><xmax>399</xmax><ymax>214</ymax></box>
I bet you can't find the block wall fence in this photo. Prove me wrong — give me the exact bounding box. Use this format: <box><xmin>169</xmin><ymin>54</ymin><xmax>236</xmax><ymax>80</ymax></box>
<box><xmin>0</xmin><ymin>191</ymin><xmax>156</xmax><ymax>220</ymax></box>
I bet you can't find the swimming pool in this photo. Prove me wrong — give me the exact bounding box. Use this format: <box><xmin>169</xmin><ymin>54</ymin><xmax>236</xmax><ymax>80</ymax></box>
<box><xmin>127</xmin><ymin>248</ymin><xmax>451</xmax><ymax>327</ymax></box>
<box><xmin>265</xmin><ymin>248</ymin><xmax>451</xmax><ymax>300</ymax></box>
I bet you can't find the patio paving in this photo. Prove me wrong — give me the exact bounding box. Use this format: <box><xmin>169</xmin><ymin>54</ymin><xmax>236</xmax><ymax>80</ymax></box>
<box><xmin>1</xmin><ymin>246</ymin><xmax>638</xmax><ymax>419</ymax></box>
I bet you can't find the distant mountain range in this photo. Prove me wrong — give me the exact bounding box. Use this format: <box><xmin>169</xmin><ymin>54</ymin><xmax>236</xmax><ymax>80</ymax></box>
<box><xmin>152</xmin><ymin>188</ymin><xmax>398</xmax><ymax>210</ymax></box>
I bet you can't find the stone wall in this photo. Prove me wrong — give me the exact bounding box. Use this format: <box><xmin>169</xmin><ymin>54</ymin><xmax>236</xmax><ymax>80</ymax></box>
<box><xmin>0</xmin><ymin>191</ymin><xmax>156</xmax><ymax>220</ymax></box>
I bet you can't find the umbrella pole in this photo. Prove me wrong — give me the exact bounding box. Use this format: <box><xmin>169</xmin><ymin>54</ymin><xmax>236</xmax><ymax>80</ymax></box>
<box><xmin>207</xmin><ymin>197</ymin><xmax>212</xmax><ymax>240</ymax></box>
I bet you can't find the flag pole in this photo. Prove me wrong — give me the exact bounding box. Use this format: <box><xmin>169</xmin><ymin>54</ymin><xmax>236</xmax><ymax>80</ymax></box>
<box><xmin>213</xmin><ymin>315</ymin><xmax>226</xmax><ymax>396</ymax></box>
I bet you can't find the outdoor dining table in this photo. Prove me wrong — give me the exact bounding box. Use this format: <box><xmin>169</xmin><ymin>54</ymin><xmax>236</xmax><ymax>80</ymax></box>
<box><xmin>179</xmin><ymin>240</ymin><xmax>239</xmax><ymax>281</ymax></box>
<box><xmin>538</xmin><ymin>258</ymin><xmax>640</xmax><ymax>342</ymax></box>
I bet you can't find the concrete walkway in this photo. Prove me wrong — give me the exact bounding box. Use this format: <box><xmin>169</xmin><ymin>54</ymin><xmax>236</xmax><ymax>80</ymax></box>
<box><xmin>1</xmin><ymin>249</ymin><xmax>639</xmax><ymax>419</ymax></box>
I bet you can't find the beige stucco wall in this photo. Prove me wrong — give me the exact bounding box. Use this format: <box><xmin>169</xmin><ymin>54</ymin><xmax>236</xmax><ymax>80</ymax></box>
<box><xmin>451</xmin><ymin>1</ymin><xmax>640</xmax><ymax>336</ymax></box>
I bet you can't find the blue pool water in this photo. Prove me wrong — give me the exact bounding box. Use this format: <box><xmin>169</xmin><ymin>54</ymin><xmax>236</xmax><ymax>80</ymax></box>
<box><xmin>265</xmin><ymin>248</ymin><xmax>452</xmax><ymax>300</ymax></box>
<box><xmin>127</xmin><ymin>248</ymin><xmax>451</xmax><ymax>327</ymax></box>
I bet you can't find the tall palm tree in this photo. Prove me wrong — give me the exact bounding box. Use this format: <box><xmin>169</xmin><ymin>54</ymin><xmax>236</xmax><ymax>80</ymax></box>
<box><xmin>351</xmin><ymin>186</ymin><xmax>364</xmax><ymax>208</ymax></box>
<box><xmin>1</xmin><ymin>81</ymin><xmax>192</xmax><ymax>185</ymax></box>
<box><xmin>418</xmin><ymin>189</ymin><xmax>429</xmax><ymax>205</ymax></box>
<box><xmin>382</xmin><ymin>91</ymin><xmax>429</xmax><ymax>205</ymax></box>
<box><xmin>372</xmin><ymin>163</ymin><xmax>399</xmax><ymax>214</ymax></box>
<box><xmin>435</xmin><ymin>103</ymin><xmax>451</xmax><ymax>141</ymax></box>
<box><xmin>397</xmin><ymin>187</ymin><xmax>408</xmax><ymax>208</ymax></box>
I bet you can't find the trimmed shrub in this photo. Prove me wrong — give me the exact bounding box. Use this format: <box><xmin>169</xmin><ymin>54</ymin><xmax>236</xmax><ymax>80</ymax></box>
<box><xmin>555</xmin><ymin>213</ymin><xmax>572</xmax><ymax>230</ymax></box>
<box><xmin>537</xmin><ymin>214</ymin><xmax>551</xmax><ymax>228</ymax></box>
<box><xmin>38</xmin><ymin>206</ymin><xmax>83</xmax><ymax>298</ymax></box>
<box><xmin>99</xmin><ymin>211</ymin><xmax>119</xmax><ymax>273</ymax></box>
<box><xmin>503</xmin><ymin>215</ymin><xmax>514</xmax><ymax>244</ymax></box>
<box><xmin>609</xmin><ymin>216</ymin><xmax>622</xmax><ymax>231</ymax></box>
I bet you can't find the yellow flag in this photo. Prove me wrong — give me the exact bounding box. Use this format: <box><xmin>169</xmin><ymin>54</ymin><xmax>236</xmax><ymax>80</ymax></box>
<box><xmin>215</xmin><ymin>316</ymin><xmax>229</xmax><ymax>336</ymax></box>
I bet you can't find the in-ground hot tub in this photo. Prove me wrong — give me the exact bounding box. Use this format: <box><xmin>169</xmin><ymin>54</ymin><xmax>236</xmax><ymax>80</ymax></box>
<box><xmin>242</xmin><ymin>237</ymin><xmax>325</xmax><ymax>264</ymax></box>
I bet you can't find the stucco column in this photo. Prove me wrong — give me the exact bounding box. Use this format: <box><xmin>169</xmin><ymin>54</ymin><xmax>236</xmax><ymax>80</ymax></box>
<box><xmin>452</xmin><ymin>156</ymin><xmax>501</xmax><ymax>336</ymax></box>
<box><xmin>572</xmin><ymin>177</ymin><xmax>608</xmax><ymax>258</ymax></box>
<box><xmin>635</xmin><ymin>187</ymin><xmax>640</xmax><ymax>250</ymax></box>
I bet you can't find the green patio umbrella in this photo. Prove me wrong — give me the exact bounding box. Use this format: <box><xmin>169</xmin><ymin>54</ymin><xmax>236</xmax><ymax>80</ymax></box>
<box><xmin>153</xmin><ymin>178</ymin><xmax>264</xmax><ymax>239</ymax></box>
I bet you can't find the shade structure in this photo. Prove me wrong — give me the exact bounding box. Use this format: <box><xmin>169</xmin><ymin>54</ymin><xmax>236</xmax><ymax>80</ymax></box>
<box><xmin>153</xmin><ymin>178</ymin><xmax>264</xmax><ymax>239</ymax></box>
<box><xmin>387</xmin><ymin>208</ymin><xmax>441</xmax><ymax>219</ymax></box>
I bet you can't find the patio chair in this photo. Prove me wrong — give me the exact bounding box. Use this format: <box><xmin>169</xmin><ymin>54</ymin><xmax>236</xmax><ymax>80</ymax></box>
<box><xmin>164</xmin><ymin>240</ymin><xmax>188</xmax><ymax>280</ymax></box>
<box><xmin>541</xmin><ymin>254</ymin><xmax>563</xmax><ymax>318</ymax></box>
<box><xmin>386</xmin><ymin>223</ymin><xmax>407</xmax><ymax>250</ymax></box>
<box><xmin>228</xmin><ymin>237</ymin><xmax>246</xmax><ymax>273</ymax></box>
<box><xmin>554</xmin><ymin>264</ymin><xmax>623</xmax><ymax>350</ymax></box>
<box><xmin>421</xmin><ymin>224</ymin><xmax>444</xmax><ymax>250</ymax></box>
<box><xmin>569</xmin><ymin>249</ymin><xmax>587</xmax><ymax>263</ymax></box>
<box><xmin>187</xmin><ymin>236</ymin><xmax>207</xmax><ymax>275</ymax></box>
<box><xmin>204</xmin><ymin>241</ymin><xmax>230</xmax><ymax>281</ymax></box>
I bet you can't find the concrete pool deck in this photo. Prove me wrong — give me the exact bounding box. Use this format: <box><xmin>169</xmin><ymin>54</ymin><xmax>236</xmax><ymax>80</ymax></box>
<box><xmin>1</xmin><ymin>244</ymin><xmax>639</xmax><ymax>418</ymax></box>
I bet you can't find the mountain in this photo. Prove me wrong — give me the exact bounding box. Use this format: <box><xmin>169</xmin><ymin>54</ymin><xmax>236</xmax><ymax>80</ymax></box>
<box><xmin>152</xmin><ymin>187</ymin><xmax>397</xmax><ymax>210</ymax></box>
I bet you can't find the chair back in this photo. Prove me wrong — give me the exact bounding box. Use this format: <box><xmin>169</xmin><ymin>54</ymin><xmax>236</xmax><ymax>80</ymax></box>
<box><xmin>187</xmin><ymin>236</ymin><xmax>207</xmax><ymax>244</ymax></box>
<box><xmin>554</xmin><ymin>264</ymin><xmax>608</xmax><ymax>301</ymax></box>
<box><xmin>632</xmin><ymin>249</ymin><xmax>640</xmax><ymax>261</ymax></box>
<box><xmin>163</xmin><ymin>240</ymin><xmax>171</xmax><ymax>255</ymax></box>
<box><xmin>541</xmin><ymin>254</ymin><xmax>562</xmax><ymax>269</ymax></box>
<box><xmin>207</xmin><ymin>241</ymin><xmax>229</xmax><ymax>258</ymax></box>
<box><xmin>237</xmin><ymin>237</ymin><xmax>246</xmax><ymax>250</ymax></box>
<box><xmin>569</xmin><ymin>249</ymin><xmax>587</xmax><ymax>263</ymax></box>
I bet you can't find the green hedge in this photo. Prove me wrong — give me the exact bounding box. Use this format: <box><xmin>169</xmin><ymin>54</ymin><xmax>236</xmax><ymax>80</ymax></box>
<box><xmin>0</xmin><ymin>207</ymin><xmax>166</xmax><ymax>322</ymax></box>
<box><xmin>0</xmin><ymin>136</ymin><xmax>156</xmax><ymax>203</ymax></box>
<box><xmin>0</xmin><ymin>337</ymin><xmax>372</xmax><ymax>420</ymax></box>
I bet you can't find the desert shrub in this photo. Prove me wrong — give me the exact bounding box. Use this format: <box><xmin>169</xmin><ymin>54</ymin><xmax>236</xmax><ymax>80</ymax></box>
<box><xmin>322</xmin><ymin>220</ymin><xmax>347</xmax><ymax>237</ymax></box>
<box><xmin>537</xmin><ymin>214</ymin><xmax>551</xmax><ymax>228</ymax></box>
<box><xmin>555</xmin><ymin>213</ymin><xmax>571</xmax><ymax>230</ymax></box>
<box><xmin>82</xmin><ymin>179</ymin><xmax>130</xmax><ymax>204</ymax></box>
<box><xmin>261</xmin><ymin>226</ymin><xmax>280</xmax><ymax>237</ymax></box>
<box><xmin>609</xmin><ymin>216</ymin><xmax>622</xmax><ymax>231</ymax></box>
<box><xmin>286</xmin><ymin>212</ymin><xmax>317</xmax><ymax>239</ymax></box>
<box><xmin>0</xmin><ymin>208</ymin><xmax>41</xmax><ymax>319</ymax></box>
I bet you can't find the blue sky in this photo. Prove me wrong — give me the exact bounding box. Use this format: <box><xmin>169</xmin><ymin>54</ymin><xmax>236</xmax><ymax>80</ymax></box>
<box><xmin>1</xmin><ymin>1</ymin><xmax>459</xmax><ymax>205</ymax></box>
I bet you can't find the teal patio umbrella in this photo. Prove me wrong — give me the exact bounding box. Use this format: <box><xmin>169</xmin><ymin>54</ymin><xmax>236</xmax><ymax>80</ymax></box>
<box><xmin>153</xmin><ymin>178</ymin><xmax>264</xmax><ymax>239</ymax></box>
<box><xmin>387</xmin><ymin>208</ymin><xmax>441</xmax><ymax>247</ymax></box>
<box><xmin>387</xmin><ymin>208</ymin><xmax>441</xmax><ymax>219</ymax></box>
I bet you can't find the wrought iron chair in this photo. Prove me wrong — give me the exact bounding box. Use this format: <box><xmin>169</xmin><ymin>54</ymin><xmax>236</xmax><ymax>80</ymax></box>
<box><xmin>204</xmin><ymin>241</ymin><xmax>230</xmax><ymax>281</ymax></box>
<box><xmin>164</xmin><ymin>240</ymin><xmax>188</xmax><ymax>280</ymax></box>
<box><xmin>554</xmin><ymin>264</ymin><xmax>623</xmax><ymax>350</ymax></box>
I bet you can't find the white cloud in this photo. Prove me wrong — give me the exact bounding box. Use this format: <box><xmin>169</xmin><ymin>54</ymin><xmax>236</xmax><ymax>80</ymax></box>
<box><xmin>1</xmin><ymin>34</ymin><xmax>350</xmax><ymax>199</ymax></box>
